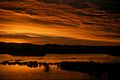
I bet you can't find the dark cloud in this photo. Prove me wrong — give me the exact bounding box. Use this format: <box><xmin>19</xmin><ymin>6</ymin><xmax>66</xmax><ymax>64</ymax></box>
<box><xmin>0</xmin><ymin>0</ymin><xmax>22</xmax><ymax>2</ymax></box>
<box><xmin>0</xmin><ymin>8</ymin><xmax>80</xmax><ymax>28</ymax></box>
<box><xmin>29</xmin><ymin>17</ymin><xmax>80</xmax><ymax>27</ymax></box>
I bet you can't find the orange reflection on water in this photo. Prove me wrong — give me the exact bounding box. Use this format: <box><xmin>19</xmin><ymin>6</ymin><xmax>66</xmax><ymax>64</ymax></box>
<box><xmin>0</xmin><ymin>63</ymin><xmax>89</xmax><ymax>80</ymax></box>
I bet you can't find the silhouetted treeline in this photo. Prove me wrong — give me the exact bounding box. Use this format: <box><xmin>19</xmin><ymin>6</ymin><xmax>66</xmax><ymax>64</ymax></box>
<box><xmin>0</xmin><ymin>42</ymin><xmax>120</xmax><ymax>56</ymax></box>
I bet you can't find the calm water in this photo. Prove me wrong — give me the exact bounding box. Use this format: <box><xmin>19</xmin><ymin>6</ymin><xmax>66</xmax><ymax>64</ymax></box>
<box><xmin>0</xmin><ymin>54</ymin><xmax>120</xmax><ymax>80</ymax></box>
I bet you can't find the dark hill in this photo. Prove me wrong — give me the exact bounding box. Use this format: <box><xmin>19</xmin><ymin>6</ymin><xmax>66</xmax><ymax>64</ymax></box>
<box><xmin>0</xmin><ymin>42</ymin><xmax>120</xmax><ymax>56</ymax></box>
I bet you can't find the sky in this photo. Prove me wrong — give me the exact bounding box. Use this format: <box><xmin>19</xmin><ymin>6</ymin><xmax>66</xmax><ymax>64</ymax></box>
<box><xmin>0</xmin><ymin>0</ymin><xmax>120</xmax><ymax>46</ymax></box>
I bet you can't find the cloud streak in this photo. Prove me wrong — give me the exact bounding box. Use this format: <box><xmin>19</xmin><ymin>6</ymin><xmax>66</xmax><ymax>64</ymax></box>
<box><xmin>0</xmin><ymin>33</ymin><xmax>119</xmax><ymax>46</ymax></box>
<box><xmin>0</xmin><ymin>0</ymin><xmax>120</xmax><ymax>46</ymax></box>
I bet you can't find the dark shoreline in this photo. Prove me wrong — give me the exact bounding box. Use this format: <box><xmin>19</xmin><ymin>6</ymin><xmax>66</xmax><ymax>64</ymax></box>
<box><xmin>0</xmin><ymin>42</ymin><xmax>120</xmax><ymax>56</ymax></box>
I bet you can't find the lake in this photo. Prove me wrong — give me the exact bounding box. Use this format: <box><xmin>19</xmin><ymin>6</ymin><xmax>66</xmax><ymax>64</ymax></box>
<box><xmin>0</xmin><ymin>54</ymin><xmax>120</xmax><ymax>80</ymax></box>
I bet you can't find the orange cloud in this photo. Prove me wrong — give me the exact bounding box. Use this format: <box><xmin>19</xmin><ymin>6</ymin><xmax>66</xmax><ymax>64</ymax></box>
<box><xmin>0</xmin><ymin>0</ymin><xmax>120</xmax><ymax>46</ymax></box>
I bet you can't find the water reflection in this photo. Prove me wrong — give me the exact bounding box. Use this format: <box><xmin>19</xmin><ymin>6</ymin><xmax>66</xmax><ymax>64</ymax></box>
<box><xmin>0</xmin><ymin>61</ymin><xmax>59</xmax><ymax>71</ymax></box>
<box><xmin>0</xmin><ymin>60</ymin><xmax>120</xmax><ymax>80</ymax></box>
<box><xmin>0</xmin><ymin>54</ymin><xmax>120</xmax><ymax>80</ymax></box>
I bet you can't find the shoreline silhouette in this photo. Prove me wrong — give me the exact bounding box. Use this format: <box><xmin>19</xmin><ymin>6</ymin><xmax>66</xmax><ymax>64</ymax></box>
<box><xmin>0</xmin><ymin>42</ymin><xmax>120</xmax><ymax>56</ymax></box>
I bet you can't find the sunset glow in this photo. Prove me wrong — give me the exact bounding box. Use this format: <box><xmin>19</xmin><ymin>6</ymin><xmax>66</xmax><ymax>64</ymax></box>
<box><xmin>0</xmin><ymin>0</ymin><xmax>120</xmax><ymax>46</ymax></box>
